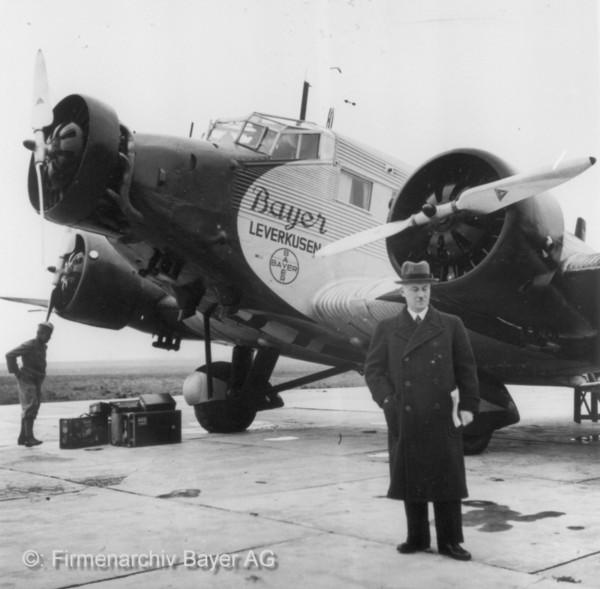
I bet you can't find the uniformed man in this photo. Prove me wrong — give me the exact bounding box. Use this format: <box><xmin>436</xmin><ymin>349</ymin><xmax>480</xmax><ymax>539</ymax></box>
<box><xmin>365</xmin><ymin>261</ymin><xmax>479</xmax><ymax>561</ymax></box>
<box><xmin>6</xmin><ymin>322</ymin><xmax>54</xmax><ymax>447</ymax></box>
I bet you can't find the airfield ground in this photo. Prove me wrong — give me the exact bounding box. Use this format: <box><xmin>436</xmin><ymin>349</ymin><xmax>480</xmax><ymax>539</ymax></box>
<box><xmin>1</xmin><ymin>384</ymin><xmax>600</xmax><ymax>588</ymax></box>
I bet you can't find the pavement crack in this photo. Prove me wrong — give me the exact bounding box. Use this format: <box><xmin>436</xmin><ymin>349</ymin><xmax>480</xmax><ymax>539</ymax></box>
<box><xmin>531</xmin><ymin>550</ymin><xmax>600</xmax><ymax>574</ymax></box>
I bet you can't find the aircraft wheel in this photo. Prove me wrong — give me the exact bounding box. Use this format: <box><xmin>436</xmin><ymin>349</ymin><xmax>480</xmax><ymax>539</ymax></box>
<box><xmin>194</xmin><ymin>400</ymin><xmax>257</xmax><ymax>433</ymax></box>
<box><xmin>462</xmin><ymin>431</ymin><xmax>493</xmax><ymax>455</ymax></box>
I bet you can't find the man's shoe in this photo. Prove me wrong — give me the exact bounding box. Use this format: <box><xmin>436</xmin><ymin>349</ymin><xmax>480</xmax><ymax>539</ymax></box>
<box><xmin>24</xmin><ymin>438</ymin><xmax>43</xmax><ymax>447</ymax></box>
<box><xmin>18</xmin><ymin>419</ymin><xmax>26</xmax><ymax>445</ymax></box>
<box><xmin>396</xmin><ymin>542</ymin><xmax>430</xmax><ymax>554</ymax></box>
<box><xmin>438</xmin><ymin>543</ymin><xmax>471</xmax><ymax>561</ymax></box>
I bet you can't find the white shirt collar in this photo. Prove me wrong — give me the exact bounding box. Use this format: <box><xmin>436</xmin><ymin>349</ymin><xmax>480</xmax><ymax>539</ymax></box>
<box><xmin>407</xmin><ymin>308</ymin><xmax>428</xmax><ymax>321</ymax></box>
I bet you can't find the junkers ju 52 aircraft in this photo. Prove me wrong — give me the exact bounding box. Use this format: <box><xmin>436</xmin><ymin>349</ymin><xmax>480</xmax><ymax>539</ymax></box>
<box><xmin>13</xmin><ymin>52</ymin><xmax>600</xmax><ymax>453</ymax></box>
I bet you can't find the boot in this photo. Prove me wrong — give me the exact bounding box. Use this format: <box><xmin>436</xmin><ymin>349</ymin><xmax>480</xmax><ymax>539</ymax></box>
<box><xmin>17</xmin><ymin>419</ymin><xmax>26</xmax><ymax>445</ymax></box>
<box><xmin>24</xmin><ymin>419</ymin><xmax>42</xmax><ymax>447</ymax></box>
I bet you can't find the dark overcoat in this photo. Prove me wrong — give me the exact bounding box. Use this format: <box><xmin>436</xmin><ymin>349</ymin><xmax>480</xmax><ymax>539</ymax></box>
<box><xmin>364</xmin><ymin>306</ymin><xmax>479</xmax><ymax>502</ymax></box>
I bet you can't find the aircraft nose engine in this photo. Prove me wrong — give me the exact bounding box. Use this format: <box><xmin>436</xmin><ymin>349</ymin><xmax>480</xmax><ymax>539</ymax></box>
<box><xmin>27</xmin><ymin>94</ymin><xmax>121</xmax><ymax>226</ymax></box>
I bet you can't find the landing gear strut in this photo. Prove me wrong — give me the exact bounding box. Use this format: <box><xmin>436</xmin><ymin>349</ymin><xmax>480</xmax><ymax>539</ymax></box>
<box><xmin>183</xmin><ymin>308</ymin><xmax>357</xmax><ymax>434</ymax></box>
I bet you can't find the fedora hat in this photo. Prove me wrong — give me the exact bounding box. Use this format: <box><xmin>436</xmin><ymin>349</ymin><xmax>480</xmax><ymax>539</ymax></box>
<box><xmin>396</xmin><ymin>261</ymin><xmax>438</xmax><ymax>284</ymax></box>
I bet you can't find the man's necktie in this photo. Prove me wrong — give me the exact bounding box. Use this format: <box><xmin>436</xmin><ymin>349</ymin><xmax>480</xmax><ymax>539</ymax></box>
<box><xmin>415</xmin><ymin>315</ymin><xmax>422</xmax><ymax>324</ymax></box>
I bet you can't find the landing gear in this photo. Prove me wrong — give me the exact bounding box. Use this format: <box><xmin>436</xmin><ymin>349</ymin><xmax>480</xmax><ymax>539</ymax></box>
<box><xmin>194</xmin><ymin>401</ymin><xmax>257</xmax><ymax>433</ymax></box>
<box><xmin>462</xmin><ymin>431</ymin><xmax>493</xmax><ymax>455</ymax></box>
<box><xmin>183</xmin><ymin>345</ymin><xmax>282</xmax><ymax>434</ymax></box>
<box><xmin>182</xmin><ymin>306</ymin><xmax>358</xmax><ymax>433</ymax></box>
<box><xmin>183</xmin><ymin>305</ymin><xmax>358</xmax><ymax>434</ymax></box>
<box><xmin>190</xmin><ymin>361</ymin><xmax>257</xmax><ymax>433</ymax></box>
<box><xmin>462</xmin><ymin>373</ymin><xmax>520</xmax><ymax>455</ymax></box>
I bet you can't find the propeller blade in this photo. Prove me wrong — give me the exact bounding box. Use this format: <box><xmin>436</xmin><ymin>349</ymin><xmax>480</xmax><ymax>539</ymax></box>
<box><xmin>454</xmin><ymin>156</ymin><xmax>596</xmax><ymax>215</ymax></box>
<box><xmin>31</xmin><ymin>50</ymin><xmax>53</xmax><ymax>131</ymax></box>
<box><xmin>315</xmin><ymin>215</ymin><xmax>425</xmax><ymax>258</ymax></box>
<box><xmin>29</xmin><ymin>50</ymin><xmax>54</xmax><ymax>264</ymax></box>
<box><xmin>45</xmin><ymin>289</ymin><xmax>55</xmax><ymax>322</ymax></box>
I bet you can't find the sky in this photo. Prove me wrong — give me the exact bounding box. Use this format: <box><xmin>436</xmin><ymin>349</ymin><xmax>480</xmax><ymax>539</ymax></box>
<box><xmin>0</xmin><ymin>0</ymin><xmax>598</xmax><ymax>364</ymax></box>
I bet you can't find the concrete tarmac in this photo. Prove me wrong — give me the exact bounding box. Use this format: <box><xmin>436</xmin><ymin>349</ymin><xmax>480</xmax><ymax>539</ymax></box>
<box><xmin>1</xmin><ymin>385</ymin><xmax>600</xmax><ymax>588</ymax></box>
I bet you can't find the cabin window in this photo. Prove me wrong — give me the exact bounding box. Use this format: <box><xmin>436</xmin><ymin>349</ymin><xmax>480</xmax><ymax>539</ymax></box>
<box><xmin>272</xmin><ymin>132</ymin><xmax>320</xmax><ymax>160</ymax></box>
<box><xmin>338</xmin><ymin>170</ymin><xmax>373</xmax><ymax>210</ymax></box>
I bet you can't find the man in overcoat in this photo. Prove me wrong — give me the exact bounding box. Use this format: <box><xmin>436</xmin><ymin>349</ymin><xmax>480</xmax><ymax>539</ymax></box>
<box><xmin>365</xmin><ymin>261</ymin><xmax>479</xmax><ymax>561</ymax></box>
<box><xmin>6</xmin><ymin>322</ymin><xmax>54</xmax><ymax>447</ymax></box>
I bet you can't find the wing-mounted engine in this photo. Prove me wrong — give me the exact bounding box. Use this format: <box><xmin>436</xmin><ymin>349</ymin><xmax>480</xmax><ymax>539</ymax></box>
<box><xmin>384</xmin><ymin>149</ymin><xmax>573</xmax><ymax>346</ymax></box>
<box><xmin>388</xmin><ymin>150</ymin><xmax>512</xmax><ymax>281</ymax></box>
<box><xmin>27</xmin><ymin>94</ymin><xmax>129</xmax><ymax>234</ymax></box>
<box><xmin>388</xmin><ymin>150</ymin><xmax>564</xmax><ymax>295</ymax></box>
<box><xmin>388</xmin><ymin>150</ymin><xmax>563</xmax><ymax>281</ymax></box>
<box><xmin>49</xmin><ymin>232</ymin><xmax>179</xmax><ymax>335</ymax></box>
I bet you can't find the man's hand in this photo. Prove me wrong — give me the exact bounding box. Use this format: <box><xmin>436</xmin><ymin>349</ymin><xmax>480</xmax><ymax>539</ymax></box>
<box><xmin>459</xmin><ymin>410</ymin><xmax>474</xmax><ymax>427</ymax></box>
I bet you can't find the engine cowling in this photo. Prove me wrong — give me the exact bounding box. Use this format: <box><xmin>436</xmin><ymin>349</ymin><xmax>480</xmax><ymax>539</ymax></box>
<box><xmin>50</xmin><ymin>232</ymin><xmax>176</xmax><ymax>332</ymax></box>
<box><xmin>387</xmin><ymin>150</ymin><xmax>517</xmax><ymax>282</ymax></box>
<box><xmin>385</xmin><ymin>149</ymin><xmax>566</xmax><ymax>339</ymax></box>
<box><xmin>28</xmin><ymin>94</ymin><xmax>123</xmax><ymax>228</ymax></box>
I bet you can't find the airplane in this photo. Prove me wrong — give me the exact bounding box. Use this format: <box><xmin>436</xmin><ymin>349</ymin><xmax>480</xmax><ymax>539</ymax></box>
<box><xmin>9</xmin><ymin>51</ymin><xmax>600</xmax><ymax>454</ymax></box>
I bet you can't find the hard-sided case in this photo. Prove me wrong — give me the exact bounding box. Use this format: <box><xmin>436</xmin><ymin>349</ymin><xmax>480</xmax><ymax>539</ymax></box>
<box><xmin>139</xmin><ymin>393</ymin><xmax>177</xmax><ymax>412</ymax></box>
<box><xmin>111</xmin><ymin>410</ymin><xmax>181</xmax><ymax>447</ymax></box>
<box><xmin>60</xmin><ymin>415</ymin><xmax>109</xmax><ymax>449</ymax></box>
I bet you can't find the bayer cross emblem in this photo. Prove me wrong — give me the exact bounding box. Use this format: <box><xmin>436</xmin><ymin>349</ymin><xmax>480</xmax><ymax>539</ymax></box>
<box><xmin>269</xmin><ymin>249</ymin><xmax>299</xmax><ymax>284</ymax></box>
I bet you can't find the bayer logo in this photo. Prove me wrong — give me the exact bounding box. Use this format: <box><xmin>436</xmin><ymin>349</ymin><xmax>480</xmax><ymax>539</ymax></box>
<box><xmin>269</xmin><ymin>249</ymin><xmax>299</xmax><ymax>284</ymax></box>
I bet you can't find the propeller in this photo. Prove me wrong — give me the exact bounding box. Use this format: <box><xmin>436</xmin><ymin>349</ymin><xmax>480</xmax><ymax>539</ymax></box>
<box><xmin>31</xmin><ymin>51</ymin><xmax>53</xmax><ymax>148</ymax></box>
<box><xmin>315</xmin><ymin>156</ymin><xmax>596</xmax><ymax>258</ymax></box>
<box><xmin>30</xmin><ymin>50</ymin><xmax>53</xmax><ymax>187</ymax></box>
<box><xmin>26</xmin><ymin>50</ymin><xmax>54</xmax><ymax>264</ymax></box>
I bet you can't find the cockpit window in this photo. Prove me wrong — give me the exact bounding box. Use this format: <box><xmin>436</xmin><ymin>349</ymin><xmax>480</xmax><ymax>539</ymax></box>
<box><xmin>209</xmin><ymin>120</ymin><xmax>277</xmax><ymax>154</ymax></box>
<box><xmin>207</xmin><ymin>121</ymin><xmax>240</xmax><ymax>144</ymax></box>
<box><xmin>298</xmin><ymin>134</ymin><xmax>319</xmax><ymax>159</ymax></box>
<box><xmin>237</xmin><ymin>121</ymin><xmax>277</xmax><ymax>152</ymax></box>
<box><xmin>272</xmin><ymin>132</ymin><xmax>320</xmax><ymax>160</ymax></box>
<box><xmin>208</xmin><ymin>114</ymin><xmax>325</xmax><ymax>160</ymax></box>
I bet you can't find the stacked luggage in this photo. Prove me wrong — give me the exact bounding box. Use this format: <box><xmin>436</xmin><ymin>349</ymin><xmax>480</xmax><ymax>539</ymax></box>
<box><xmin>59</xmin><ymin>393</ymin><xmax>181</xmax><ymax>449</ymax></box>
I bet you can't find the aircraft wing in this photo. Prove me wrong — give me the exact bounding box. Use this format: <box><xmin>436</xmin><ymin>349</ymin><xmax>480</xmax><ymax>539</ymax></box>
<box><xmin>0</xmin><ymin>296</ymin><xmax>48</xmax><ymax>308</ymax></box>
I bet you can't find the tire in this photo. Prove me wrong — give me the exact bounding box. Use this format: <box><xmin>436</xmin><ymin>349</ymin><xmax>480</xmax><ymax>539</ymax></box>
<box><xmin>192</xmin><ymin>362</ymin><xmax>257</xmax><ymax>433</ymax></box>
<box><xmin>462</xmin><ymin>431</ymin><xmax>492</xmax><ymax>455</ymax></box>
<box><xmin>194</xmin><ymin>401</ymin><xmax>257</xmax><ymax>433</ymax></box>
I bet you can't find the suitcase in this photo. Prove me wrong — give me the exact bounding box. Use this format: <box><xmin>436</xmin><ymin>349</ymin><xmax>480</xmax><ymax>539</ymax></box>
<box><xmin>89</xmin><ymin>401</ymin><xmax>112</xmax><ymax>416</ymax></box>
<box><xmin>109</xmin><ymin>398</ymin><xmax>143</xmax><ymax>413</ymax></box>
<box><xmin>139</xmin><ymin>393</ymin><xmax>176</xmax><ymax>412</ymax></box>
<box><xmin>111</xmin><ymin>410</ymin><xmax>181</xmax><ymax>447</ymax></box>
<box><xmin>60</xmin><ymin>415</ymin><xmax>109</xmax><ymax>449</ymax></box>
